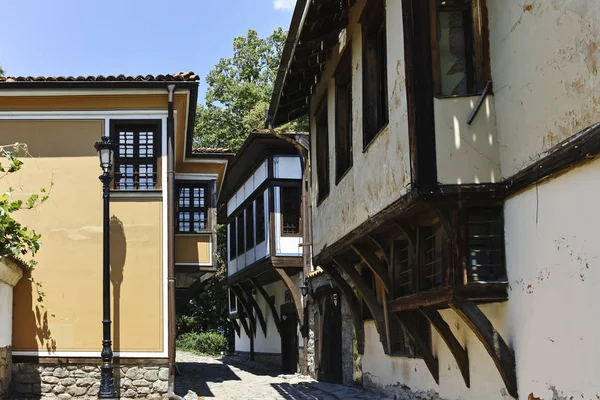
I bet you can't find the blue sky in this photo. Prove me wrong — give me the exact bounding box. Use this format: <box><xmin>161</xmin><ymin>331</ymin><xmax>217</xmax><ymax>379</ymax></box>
<box><xmin>0</xmin><ymin>0</ymin><xmax>295</xmax><ymax>103</ymax></box>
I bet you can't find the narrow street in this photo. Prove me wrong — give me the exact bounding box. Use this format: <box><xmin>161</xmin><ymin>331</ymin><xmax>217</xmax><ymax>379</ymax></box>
<box><xmin>174</xmin><ymin>352</ymin><xmax>388</xmax><ymax>400</ymax></box>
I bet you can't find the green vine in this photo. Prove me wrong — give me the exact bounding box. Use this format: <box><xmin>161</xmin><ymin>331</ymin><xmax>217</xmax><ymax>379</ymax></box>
<box><xmin>0</xmin><ymin>143</ymin><xmax>54</xmax><ymax>314</ymax></box>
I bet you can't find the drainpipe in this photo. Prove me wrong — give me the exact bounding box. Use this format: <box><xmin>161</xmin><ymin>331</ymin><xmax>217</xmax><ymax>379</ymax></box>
<box><xmin>166</xmin><ymin>84</ymin><xmax>177</xmax><ymax>395</ymax></box>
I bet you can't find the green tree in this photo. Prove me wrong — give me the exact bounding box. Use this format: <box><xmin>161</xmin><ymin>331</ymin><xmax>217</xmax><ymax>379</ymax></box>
<box><xmin>0</xmin><ymin>65</ymin><xmax>4</xmax><ymax>77</ymax></box>
<box><xmin>194</xmin><ymin>28</ymin><xmax>308</xmax><ymax>151</ymax></box>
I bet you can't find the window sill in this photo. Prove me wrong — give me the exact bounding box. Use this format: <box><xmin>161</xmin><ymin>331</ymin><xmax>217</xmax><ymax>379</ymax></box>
<box><xmin>362</xmin><ymin>123</ymin><xmax>389</xmax><ymax>154</ymax></box>
<box><xmin>434</xmin><ymin>92</ymin><xmax>493</xmax><ymax>100</ymax></box>
<box><xmin>175</xmin><ymin>232</ymin><xmax>213</xmax><ymax>236</ymax></box>
<box><xmin>335</xmin><ymin>164</ymin><xmax>353</xmax><ymax>186</ymax></box>
<box><xmin>110</xmin><ymin>190</ymin><xmax>162</xmax><ymax>199</ymax></box>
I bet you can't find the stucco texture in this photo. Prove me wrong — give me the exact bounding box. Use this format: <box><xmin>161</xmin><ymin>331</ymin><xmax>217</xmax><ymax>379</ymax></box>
<box><xmin>310</xmin><ymin>0</ymin><xmax>411</xmax><ymax>256</ymax></box>
<box><xmin>489</xmin><ymin>0</ymin><xmax>600</xmax><ymax>177</ymax></box>
<box><xmin>0</xmin><ymin>120</ymin><xmax>164</xmax><ymax>353</ymax></box>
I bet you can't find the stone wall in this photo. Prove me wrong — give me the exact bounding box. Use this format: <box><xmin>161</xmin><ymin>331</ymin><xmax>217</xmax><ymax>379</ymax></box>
<box><xmin>9</xmin><ymin>363</ymin><xmax>169</xmax><ymax>399</ymax></box>
<box><xmin>235</xmin><ymin>351</ymin><xmax>281</xmax><ymax>370</ymax></box>
<box><xmin>0</xmin><ymin>346</ymin><xmax>11</xmax><ymax>399</ymax></box>
<box><xmin>305</xmin><ymin>274</ymin><xmax>356</xmax><ymax>387</ymax></box>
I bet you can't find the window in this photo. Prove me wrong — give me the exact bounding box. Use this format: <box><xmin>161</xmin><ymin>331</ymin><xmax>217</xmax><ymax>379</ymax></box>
<box><xmin>335</xmin><ymin>47</ymin><xmax>353</xmax><ymax>182</ymax></box>
<box><xmin>111</xmin><ymin>121</ymin><xmax>161</xmax><ymax>190</ymax></box>
<box><xmin>361</xmin><ymin>0</ymin><xmax>388</xmax><ymax>148</ymax></box>
<box><xmin>431</xmin><ymin>0</ymin><xmax>489</xmax><ymax>96</ymax></box>
<box><xmin>393</xmin><ymin>238</ymin><xmax>413</xmax><ymax>297</ymax></box>
<box><xmin>245</xmin><ymin>204</ymin><xmax>254</xmax><ymax>250</ymax></box>
<box><xmin>229</xmin><ymin>220</ymin><xmax>237</xmax><ymax>261</ymax></box>
<box><xmin>280</xmin><ymin>186</ymin><xmax>302</xmax><ymax>236</ymax></box>
<box><xmin>467</xmin><ymin>208</ymin><xmax>505</xmax><ymax>282</ymax></box>
<box><xmin>315</xmin><ymin>96</ymin><xmax>330</xmax><ymax>203</ymax></box>
<box><xmin>229</xmin><ymin>289</ymin><xmax>237</xmax><ymax>314</ymax></box>
<box><xmin>419</xmin><ymin>224</ymin><xmax>444</xmax><ymax>290</ymax></box>
<box><xmin>237</xmin><ymin>213</ymin><xmax>245</xmax><ymax>256</ymax></box>
<box><xmin>176</xmin><ymin>182</ymin><xmax>209</xmax><ymax>233</ymax></box>
<box><xmin>256</xmin><ymin>193</ymin><xmax>266</xmax><ymax>244</ymax></box>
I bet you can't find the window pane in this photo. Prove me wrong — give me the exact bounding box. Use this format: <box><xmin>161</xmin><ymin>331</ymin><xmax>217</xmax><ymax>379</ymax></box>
<box><xmin>316</xmin><ymin>98</ymin><xmax>330</xmax><ymax>202</ymax></box>
<box><xmin>245</xmin><ymin>204</ymin><xmax>254</xmax><ymax>250</ymax></box>
<box><xmin>436</xmin><ymin>0</ymin><xmax>475</xmax><ymax>95</ymax></box>
<box><xmin>393</xmin><ymin>238</ymin><xmax>413</xmax><ymax>297</ymax></box>
<box><xmin>467</xmin><ymin>208</ymin><xmax>506</xmax><ymax>282</ymax></box>
<box><xmin>176</xmin><ymin>182</ymin><xmax>209</xmax><ymax>233</ymax></box>
<box><xmin>229</xmin><ymin>221</ymin><xmax>237</xmax><ymax>260</ymax></box>
<box><xmin>256</xmin><ymin>193</ymin><xmax>266</xmax><ymax>244</ymax></box>
<box><xmin>237</xmin><ymin>213</ymin><xmax>245</xmax><ymax>255</ymax></box>
<box><xmin>281</xmin><ymin>186</ymin><xmax>301</xmax><ymax>235</ymax></box>
<box><xmin>113</xmin><ymin>124</ymin><xmax>159</xmax><ymax>190</ymax></box>
<box><xmin>420</xmin><ymin>225</ymin><xmax>444</xmax><ymax>290</ymax></box>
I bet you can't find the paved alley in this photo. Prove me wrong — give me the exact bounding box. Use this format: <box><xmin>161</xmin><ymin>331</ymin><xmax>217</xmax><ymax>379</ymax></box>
<box><xmin>174</xmin><ymin>352</ymin><xmax>388</xmax><ymax>400</ymax></box>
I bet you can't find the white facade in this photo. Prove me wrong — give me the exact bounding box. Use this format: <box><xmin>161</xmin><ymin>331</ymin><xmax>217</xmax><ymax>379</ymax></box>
<box><xmin>301</xmin><ymin>0</ymin><xmax>600</xmax><ymax>399</ymax></box>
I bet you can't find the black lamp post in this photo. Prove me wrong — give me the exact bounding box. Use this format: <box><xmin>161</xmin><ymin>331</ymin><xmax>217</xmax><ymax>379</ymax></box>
<box><xmin>94</xmin><ymin>136</ymin><xmax>117</xmax><ymax>399</ymax></box>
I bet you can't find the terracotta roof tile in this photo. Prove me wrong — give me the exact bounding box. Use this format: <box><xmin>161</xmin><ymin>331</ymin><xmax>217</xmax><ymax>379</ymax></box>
<box><xmin>0</xmin><ymin>71</ymin><xmax>199</xmax><ymax>83</ymax></box>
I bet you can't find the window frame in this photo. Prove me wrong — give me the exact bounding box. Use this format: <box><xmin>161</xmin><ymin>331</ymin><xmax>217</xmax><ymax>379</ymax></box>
<box><xmin>429</xmin><ymin>0</ymin><xmax>491</xmax><ymax>97</ymax></box>
<box><xmin>361</xmin><ymin>0</ymin><xmax>389</xmax><ymax>149</ymax></box>
<box><xmin>229</xmin><ymin>219</ymin><xmax>237</xmax><ymax>261</ymax></box>
<box><xmin>255</xmin><ymin>192</ymin><xmax>266</xmax><ymax>244</ymax></box>
<box><xmin>237</xmin><ymin>213</ymin><xmax>245</xmax><ymax>257</ymax></box>
<box><xmin>245</xmin><ymin>202</ymin><xmax>255</xmax><ymax>251</ymax></box>
<box><xmin>335</xmin><ymin>45</ymin><xmax>353</xmax><ymax>184</ymax></box>
<box><xmin>110</xmin><ymin>119</ymin><xmax>162</xmax><ymax>191</ymax></box>
<box><xmin>175</xmin><ymin>181</ymin><xmax>211</xmax><ymax>234</ymax></box>
<box><xmin>279</xmin><ymin>185</ymin><xmax>303</xmax><ymax>237</ymax></box>
<box><xmin>315</xmin><ymin>94</ymin><xmax>330</xmax><ymax>205</ymax></box>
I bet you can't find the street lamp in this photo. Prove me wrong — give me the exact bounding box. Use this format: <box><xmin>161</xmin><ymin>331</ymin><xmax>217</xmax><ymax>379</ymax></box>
<box><xmin>299</xmin><ymin>279</ymin><xmax>312</xmax><ymax>298</ymax></box>
<box><xmin>94</xmin><ymin>136</ymin><xmax>116</xmax><ymax>398</ymax></box>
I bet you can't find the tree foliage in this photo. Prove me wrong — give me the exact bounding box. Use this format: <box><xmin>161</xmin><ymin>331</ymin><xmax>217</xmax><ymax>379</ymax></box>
<box><xmin>194</xmin><ymin>28</ymin><xmax>308</xmax><ymax>151</ymax></box>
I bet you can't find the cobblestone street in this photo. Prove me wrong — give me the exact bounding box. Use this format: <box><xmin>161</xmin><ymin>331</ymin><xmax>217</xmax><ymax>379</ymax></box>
<box><xmin>174</xmin><ymin>352</ymin><xmax>388</xmax><ymax>400</ymax></box>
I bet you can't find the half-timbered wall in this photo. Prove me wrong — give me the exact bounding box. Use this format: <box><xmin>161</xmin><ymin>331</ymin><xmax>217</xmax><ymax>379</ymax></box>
<box><xmin>310</xmin><ymin>0</ymin><xmax>411</xmax><ymax>256</ymax></box>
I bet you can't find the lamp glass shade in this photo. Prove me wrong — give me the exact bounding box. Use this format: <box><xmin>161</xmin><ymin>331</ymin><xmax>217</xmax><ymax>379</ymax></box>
<box><xmin>299</xmin><ymin>284</ymin><xmax>309</xmax><ymax>297</ymax></box>
<box><xmin>94</xmin><ymin>137</ymin><xmax>114</xmax><ymax>172</ymax></box>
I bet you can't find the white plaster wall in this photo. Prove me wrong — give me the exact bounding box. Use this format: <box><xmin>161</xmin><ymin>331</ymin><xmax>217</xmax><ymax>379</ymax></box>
<box><xmin>504</xmin><ymin>157</ymin><xmax>600</xmax><ymax>400</ymax></box>
<box><xmin>227</xmin><ymin>159</ymin><xmax>268</xmax><ymax>216</ymax></box>
<box><xmin>274</xmin><ymin>156</ymin><xmax>301</xmax><ymax>179</ymax></box>
<box><xmin>488</xmin><ymin>0</ymin><xmax>600</xmax><ymax>177</ymax></box>
<box><xmin>434</xmin><ymin>96</ymin><xmax>500</xmax><ymax>184</ymax></box>
<box><xmin>362</xmin><ymin>303</ymin><xmax>508</xmax><ymax>400</ymax></box>
<box><xmin>0</xmin><ymin>282</ymin><xmax>12</xmax><ymax>347</ymax></box>
<box><xmin>310</xmin><ymin>0</ymin><xmax>411</xmax><ymax>255</ymax></box>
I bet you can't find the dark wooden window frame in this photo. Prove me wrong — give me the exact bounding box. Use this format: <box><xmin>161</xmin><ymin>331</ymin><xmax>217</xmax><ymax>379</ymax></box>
<box><xmin>315</xmin><ymin>94</ymin><xmax>330</xmax><ymax>205</ymax></box>
<box><xmin>335</xmin><ymin>45</ymin><xmax>353</xmax><ymax>184</ymax></box>
<box><xmin>280</xmin><ymin>185</ymin><xmax>303</xmax><ymax>237</ymax></box>
<box><xmin>361</xmin><ymin>0</ymin><xmax>389</xmax><ymax>150</ymax></box>
<box><xmin>429</xmin><ymin>0</ymin><xmax>491</xmax><ymax>97</ymax></box>
<box><xmin>229</xmin><ymin>219</ymin><xmax>237</xmax><ymax>261</ymax></box>
<box><xmin>110</xmin><ymin>120</ymin><xmax>162</xmax><ymax>191</ymax></box>
<box><xmin>245</xmin><ymin>202</ymin><xmax>255</xmax><ymax>250</ymax></box>
<box><xmin>237</xmin><ymin>213</ymin><xmax>245</xmax><ymax>256</ymax></box>
<box><xmin>255</xmin><ymin>192</ymin><xmax>266</xmax><ymax>244</ymax></box>
<box><xmin>176</xmin><ymin>181</ymin><xmax>210</xmax><ymax>234</ymax></box>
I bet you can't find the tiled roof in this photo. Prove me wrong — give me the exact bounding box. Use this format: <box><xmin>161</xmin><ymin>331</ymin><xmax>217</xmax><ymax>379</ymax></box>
<box><xmin>0</xmin><ymin>71</ymin><xmax>199</xmax><ymax>83</ymax></box>
<box><xmin>192</xmin><ymin>147</ymin><xmax>233</xmax><ymax>155</ymax></box>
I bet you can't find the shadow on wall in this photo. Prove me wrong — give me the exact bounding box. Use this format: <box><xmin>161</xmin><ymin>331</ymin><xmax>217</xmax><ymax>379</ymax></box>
<box><xmin>110</xmin><ymin>215</ymin><xmax>126</xmax><ymax>353</ymax></box>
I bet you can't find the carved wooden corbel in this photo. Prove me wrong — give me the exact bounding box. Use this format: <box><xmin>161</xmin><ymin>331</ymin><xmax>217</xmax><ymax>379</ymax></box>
<box><xmin>230</xmin><ymin>285</ymin><xmax>256</xmax><ymax>338</ymax></box>
<box><xmin>350</xmin><ymin>243</ymin><xmax>391</xmax><ymax>293</ymax></box>
<box><xmin>333</xmin><ymin>256</ymin><xmax>388</xmax><ymax>353</ymax></box>
<box><xmin>243</xmin><ymin>285</ymin><xmax>268</xmax><ymax>338</ymax></box>
<box><xmin>420</xmin><ymin>307</ymin><xmax>470</xmax><ymax>387</ymax></box>
<box><xmin>275</xmin><ymin>268</ymin><xmax>306</xmax><ymax>337</ymax></box>
<box><xmin>230</xmin><ymin>318</ymin><xmax>241</xmax><ymax>337</ymax></box>
<box><xmin>249</xmin><ymin>278</ymin><xmax>281</xmax><ymax>335</ymax></box>
<box><xmin>450</xmin><ymin>301</ymin><xmax>517</xmax><ymax>398</ymax></box>
<box><xmin>394</xmin><ymin>311</ymin><xmax>439</xmax><ymax>384</ymax></box>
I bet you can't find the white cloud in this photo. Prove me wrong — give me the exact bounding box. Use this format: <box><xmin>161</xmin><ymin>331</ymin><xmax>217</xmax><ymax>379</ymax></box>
<box><xmin>273</xmin><ymin>0</ymin><xmax>295</xmax><ymax>11</ymax></box>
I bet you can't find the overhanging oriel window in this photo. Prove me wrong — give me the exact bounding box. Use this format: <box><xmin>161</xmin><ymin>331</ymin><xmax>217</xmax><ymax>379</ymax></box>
<box><xmin>111</xmin><ymin>121</ymin><xmax>161</xmax><ymax>190</ymax></box>
<box><xmin>176</xmin><ymin>182</ymin><xmax>209</xmax><ymax>233</ymax></box>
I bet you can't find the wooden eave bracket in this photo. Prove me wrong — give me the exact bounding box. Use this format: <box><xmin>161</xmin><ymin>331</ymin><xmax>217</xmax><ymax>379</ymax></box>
<box><xmin>395</xmin><ymin>311</ymin><xmax>440</xmax><ymax>384</ymax></box>
<box><xmin>230</xmin><ymin>319</ymin><xmax>241</xmax><ymax>337</ymax></box>
<box><xmin>249</xmin><ymin>278</ymin><xmax>282</xmax><ymax>335</ymax></box>
<box><xmin>320</xmin><ymin>263</ymin><xmax>365</xmax><ymax>354</ymax></box>
<box><xmin>350</xmin><ymin>243</ymin><xmax>391</xmax><ymax>293</ymax></box>
<box><xmin>333</xmin><ymin>257</ymin><xmax>388</xmax><ymax>353</ymax></box>
<box><xmin>238</xmin><ymin>315</ymin><xmax>251</xmax><ymax>338</ymax></box>
<box><xmin>275</xmin><ymin>268</ymin><xmax>307</xmax><ymax>337</ymax></box>
<box><xmin>450</xmin><ymin>301</ymin><xmax>517</xmax><ymax>398</ymax></box>
<box><xmin>420</xmin><ymin>307</ymin><xmax>470</xmax><ymax>387</ymax></box>
<box><xmin>230</xmin><ymin>285</ymin><xmax>256</xmax><ymax>338</ymax></box>
<box><xmin>244</xmin><ymin>285</ymin><xmax>268</xmax><ymax>338</ymax></box>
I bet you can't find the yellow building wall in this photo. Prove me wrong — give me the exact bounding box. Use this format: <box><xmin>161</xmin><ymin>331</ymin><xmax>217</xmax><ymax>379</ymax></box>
<box><xmin>175</xmin><ymin>235</ymin><xmax>211</xmax><ymax>265</ymax></box>
<box><xmin>1</xmin><ymin>120</ymin><xmax>164</xmax><ymax>353</ymax></box>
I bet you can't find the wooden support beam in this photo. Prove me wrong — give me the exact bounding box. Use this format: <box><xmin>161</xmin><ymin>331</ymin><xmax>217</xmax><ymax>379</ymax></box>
<box><xmin>230</xmin><ymin>285</ymin><xmax>256</xmax><ymax>338</ymax></box>
<box><xmin>230</xmin><ymin>318</ymin><xmax>241</xmax><ymax>337</ymax></box>
<box><xmin>369</xmin><ymin>233</ymin><xmax>391</xmax><ymax>267</ymax></box>
<box><xmin>333</xmin><ymin>257</ymin><xmax>388</xmax><ymax>352</ymax></box>
<box><xmin>350</xmin><ymin>243</ymin><xmax>391</xmax><ymax>293</ymax></box>
<box><xmin>319</xmin><ymin>264</ymin><xmax>365</xmax><ymax>354</ymax></box>
<box><xmin>237</xmin><ymin>315</ymin><xmax>251</xmax><ymax>338</ymax></box>
<box><xmin>249</xmin><ymin>278</ymin><xmax>281</xmax><ymax>335</ymax></box>
<box><xmin>450</xmin><ymin>301</ymin><xmax>517</xmax><ymax>398</ymax></box>
<box><xmin>395</xmin><ymin>311</ymin><xmax>439</xmax><ymax>384</ymax></box>
<box><xmin>420</xmin><ymin>307</ymin><xmax>470</xmax><ymax>387</ymax></box>
<box><xmin>275</xmin><ymin>268</ymin><xmax>306</xmax><ymax>337</ymax></box>
<box><xmin>392</xmin><ymin>220</ymin><xmax>417</xmax><ymax>249</ymax></box>
<box><xmin>244</xmin><ymin>286</ymin><xmax>268</xmax><ymax>338</ymax></box>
